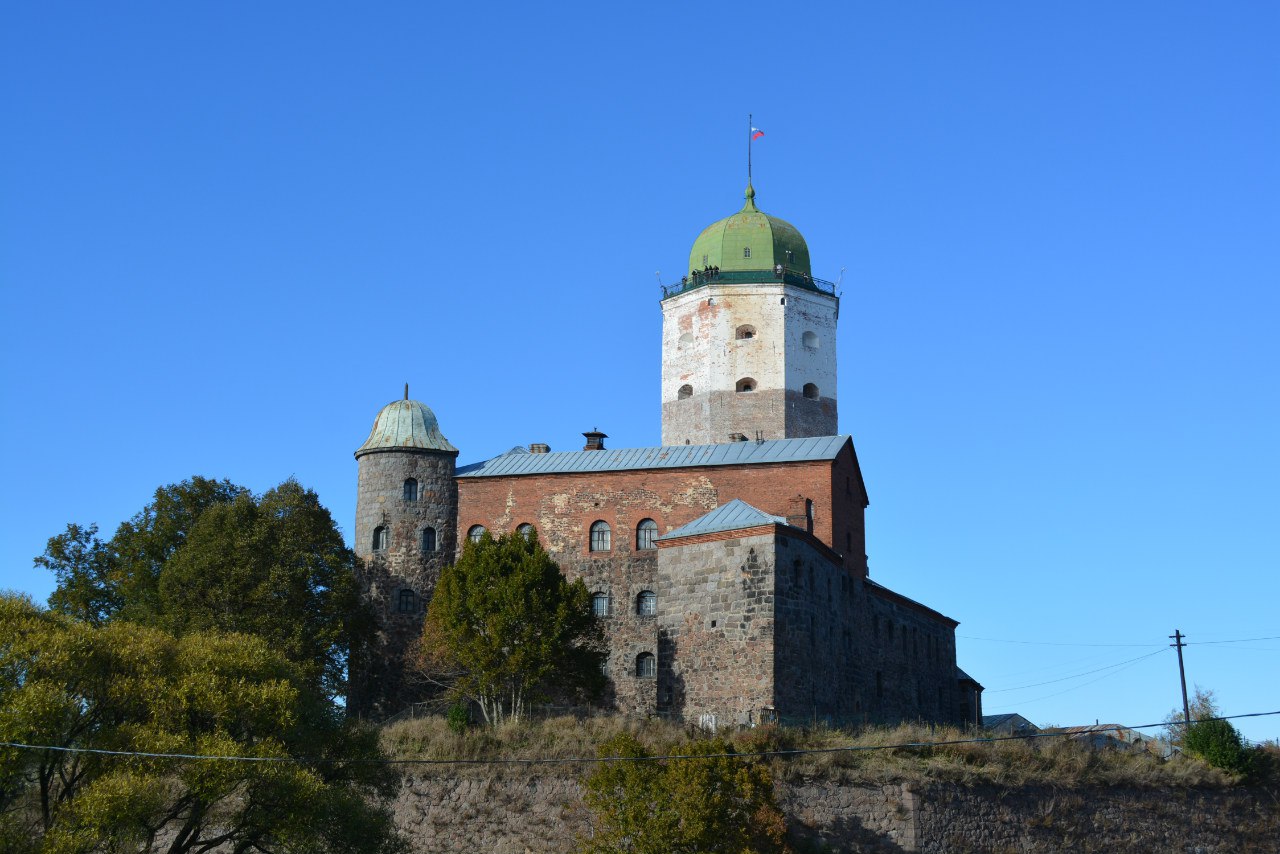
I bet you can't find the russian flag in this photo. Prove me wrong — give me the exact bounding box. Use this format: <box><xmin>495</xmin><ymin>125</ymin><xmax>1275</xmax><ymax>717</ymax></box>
<box><xmin>751</xmin><ymin>127</ymin><xmax>765</xmax><ymax>141</ymax></box>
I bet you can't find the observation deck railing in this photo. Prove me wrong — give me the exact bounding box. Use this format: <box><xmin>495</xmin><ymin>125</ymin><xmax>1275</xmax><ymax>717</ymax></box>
<box><xmin>660</xmin><ymin>267</ymin><xmax>837</xmax><ymax>300</ymax></box>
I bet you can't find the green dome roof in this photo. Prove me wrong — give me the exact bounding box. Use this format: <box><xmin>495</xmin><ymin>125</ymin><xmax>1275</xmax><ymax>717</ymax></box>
<box><xmin>355</xmin><ymin>398</ymin><xmax>458</xmax><ymax>457</ymax></box>
<box><xmin>688</xmin><ymin>183</ymin><xmax>811</xmax><ymax>277</ymax></box>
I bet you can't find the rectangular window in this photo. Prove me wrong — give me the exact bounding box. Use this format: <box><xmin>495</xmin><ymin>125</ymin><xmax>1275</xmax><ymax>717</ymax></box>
<box><xmin>743</xmin><ymin>247</ymin><xmax>751</xmax><ymax>258</ymax></box>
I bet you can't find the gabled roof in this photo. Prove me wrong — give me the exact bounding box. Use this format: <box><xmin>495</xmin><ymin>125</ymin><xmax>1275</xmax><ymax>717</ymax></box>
<box><xmin>456</xmin><ymin>435</ymin><xmax>852</xmax><ymax>478</ymax></box>
<box><xmin>658</xmin><ymin>499</ymin><xmax>789</xmax><ymax>541</ymax></box>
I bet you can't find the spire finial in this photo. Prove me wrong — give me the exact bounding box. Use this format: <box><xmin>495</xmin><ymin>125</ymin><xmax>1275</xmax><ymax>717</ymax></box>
<box><xmin>404</xmin><ymin>383</ymin><xmax>409</xmax><ymax>401</ymax></box>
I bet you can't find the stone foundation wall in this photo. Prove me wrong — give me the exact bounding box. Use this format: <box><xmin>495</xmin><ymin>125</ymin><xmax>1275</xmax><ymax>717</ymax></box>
<box><xmin>388</xmin><ymin>772</ymin><xmax>1279</xmax><ymax>853</ymax></box>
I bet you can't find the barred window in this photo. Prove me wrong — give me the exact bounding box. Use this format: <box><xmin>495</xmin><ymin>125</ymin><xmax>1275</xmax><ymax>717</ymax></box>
<box><xmin>589</xmin><ymin>520</ymin><xmax>611</xmax><ymax>552</ymax></box>
<box><xmin>636</xmin><ymin>519</ymin><xmax>658</xmax><ymax>550</ymax></box>
<box><xmin>636</xmin><ymin>590</ymin><xmax>657</xmax><ymax>616</ymax></box>
<box><xmin>421</xmin><ymin>526</ymin><xmax>436</xmax><ymax>552</ymax></box>
<box><xmin>591</xmin><ymin>592</ymin><xmax>610</xmax><ymax>618</ymax></box>
<box><xmin>403</xmin><ymin>478</ymin><xmax>418</xmax><ymax>501</ymax></box>
<box><xmin>636</xmin><ymin>652</ymin><xmax>656</xmax><ymax>678</ymax></box>
<box><xmin>372</xmin><ymin>526</ymin><xmax>387</xmax><ymax>551</ymax></box>
<box><xmin>467</xmin><ymin>525</ymin><xmax>486</xmax><ymax>543</ymax></box>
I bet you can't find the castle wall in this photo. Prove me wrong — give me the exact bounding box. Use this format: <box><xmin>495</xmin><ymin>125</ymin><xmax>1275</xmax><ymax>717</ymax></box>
<box><xmin>352</xmin><ymin>448</ymin><xmax>457</xmax><ymax>716</ymax></box>
<box><xmin>388</xmin><ymin>773</ymin><xmax>1280</xmax><ymax>854</ymax></box>
<box><xmin>660</xmin><ymin>283</ymin><xmax>838</xmax><ymax>445</ymax></box>
<box><xmin>456</xmin><ymin>450</ymin><xmax>865</xmax><ymax>575</ymax></box>
<box><xmin>655</xmin><ymin>528</ymin><xmax>778</xmax><ymax>726</ymax></box>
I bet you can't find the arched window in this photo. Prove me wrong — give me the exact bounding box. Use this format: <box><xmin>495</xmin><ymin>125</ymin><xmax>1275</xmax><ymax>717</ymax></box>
<box><xmin>736</xmin><ymin>377</ymin><xmax>756</xmax><ymax>393</ymax></box>
<box><xmin>636</xmin><ymin>519</ymin><xmax>658</xmax><ymax>551</ymax></box>
<box><xmin>398</xmin><ymin>589</ymin><xmax>416</xmax><ymax>613</ymax></box>
<box><xmin>803</xmin><ymin>331</ymin><xmax>820</xmax><ymax>349</ymax></box>
<box><xmin>636</xmin><ymin>652</ymin><xmax>656</xmax><ymax>678</ymax></box>
<box><xmin>421</xmin><ymin>526</ymin><xmax>436</xmax><ymax>552</ymax></box>
<box><xmin>678</xmin><ymin>332</ymin><xmax>694</xmax><ymax>348</ymax></box>
<box><xmin>402</xmin><ymin>478</ymin><xmax>418</xmax><ymax>501</ymax></box>
<box><xmin>735</xmin><ymin>325</ymin><xmax>756</xmax><ymax>340</ymax></box>
<box><xmin>467</xmin><ymin>525</ymin><xmax>486</xmax><ymax>543</ymax></box>
<box><xmin>677</xmin><ymin>384</ymin><xmax>693</xmax><ymax>401</ymax></box>
<box><xmin>591</xmin><ymin>592</ymin><xmax>610</xmax><ymax>618</ymax></box>
<box><xmin>803</xmin><ymin>383</ymin><xmax>819</xmax><ymax>400</ymax></box>
<box><xmin>372</xmin><ymin>526</ymin><xmax>387</xmax><ymax>551</ymax></box>
<box><xmin>742</xmin><ymin>246</ymin><xmax>751</xmax><ymax>258</ymax></box>
<box><xmin>636</xmin><ymin>590</ymin><xmax>656</xmax><ymax>616</ymax></box>
<box><xmin>517</xmin><ymin>523</ymin><xmax>534</xmax><ymax>539</ymax></box>
<box><xmin>589</xmin><ymin>520</ymin><xmax>611</xmax><ymax>552</ymax></box>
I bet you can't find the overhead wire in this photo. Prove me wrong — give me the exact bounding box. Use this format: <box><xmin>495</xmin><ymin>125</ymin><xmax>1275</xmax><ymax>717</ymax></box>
<box><xmin>2</xmin><ymin>711</ymin><xmax>1277</xmax><ymax>767</ymax></box>
<box><xmin>982</xmin><ymin>648</ymin><xmax>1170</xmax><ymax>694</ymax></box>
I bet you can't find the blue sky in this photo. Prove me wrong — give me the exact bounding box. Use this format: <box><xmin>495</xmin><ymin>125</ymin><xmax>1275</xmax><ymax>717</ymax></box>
<box><xmin>2</xmin><ymin>2</ymin><xmax>1277</xmax><ymax>742</ymax></box>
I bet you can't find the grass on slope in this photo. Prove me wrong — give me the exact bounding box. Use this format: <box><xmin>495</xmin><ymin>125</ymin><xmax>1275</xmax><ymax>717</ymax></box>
<box><xmin>382</xmin><ymin>715</ymin><xmax>1241</xmax><ymax>788</ymax></box>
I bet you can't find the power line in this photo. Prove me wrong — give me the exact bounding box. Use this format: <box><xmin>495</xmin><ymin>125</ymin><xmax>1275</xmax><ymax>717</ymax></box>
<box><xmin>983</xmin><ymin>648</ymin><xmax>1170</xmax><ymax>694</ymax></box>
<box><xmin>957</xmin><ymin>635</ymin><xmax>1163</xmax><ymax>648</ymax></box>
<box><xmin>1186</xmin><ymin>635</ymin><xmax>1280</xmax><ymax>645</ymax></box>
<box><xmin>1003</xmin><ymin>650</ymin><xmax>1172</xmax><ymax>707</ymax></box>
<box><xmin>3</xmin><ymin>711</ymin><xmax>1277</xmax><ymax>767</ymax></box>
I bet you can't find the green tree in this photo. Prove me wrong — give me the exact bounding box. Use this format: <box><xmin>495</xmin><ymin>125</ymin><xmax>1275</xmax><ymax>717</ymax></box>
<box><xmin>0</xmin><ymin>593</ymin><xmax>405</xmax><ymax>854</ymax></box>
<box><xmin>157</xmin><ymin>479</ymin><xmax>371</xmax><ymax>700</ymax></box>
<box><xmin>37</xmin><ymin>477</ymin><xmax>371</xmax><ymax>701</ymax></box>
<box><xmin>581</xmin><ymin>733</ymin><xmax>790</xmax><ymax>854</ymax></box>
<box><xmin>37</xmin><ymin>477</ymin><xmax>248</xmax><ymax>625</ymax></box>
<box><xmin>1184</xmin><ymin>717</ymin><xmax>1254</xmax><ymax>776</ymax></box>
<box><xmin>415</xmin><ymin>529</ymin><xmax>605</xmax><ymax>725</ymax></box>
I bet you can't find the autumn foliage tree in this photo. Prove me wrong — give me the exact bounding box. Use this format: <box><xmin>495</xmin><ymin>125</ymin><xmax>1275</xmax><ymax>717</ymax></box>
<box><xmin>415</xmin><ymin>529</ymin><xmax>606</xmax><ymax>725</ymax></box>
<box><xmin>0</xmin><ymin>594</ymin><xmax>405</xmax><ymax>854</ymax></box>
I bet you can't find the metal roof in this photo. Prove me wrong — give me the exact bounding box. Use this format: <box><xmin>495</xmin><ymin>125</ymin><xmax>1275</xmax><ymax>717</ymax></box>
<box><xmin>658</xmin><ymin>499</ymin><xmax>790</xmax><ymax>541</ymax></box>
<box><xmin>456</xmin><ymin>435</ymin><xmax>850</xmax><ymax>478</ymax></box>
<box><xmin>355</xmin><ymin>399</ymin><xmax>458</xmax><ymax>457</ymax></box>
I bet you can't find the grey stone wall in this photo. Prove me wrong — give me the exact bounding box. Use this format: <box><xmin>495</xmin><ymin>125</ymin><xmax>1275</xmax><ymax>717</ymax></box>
<box><xmin>862</xmin><ymin>588</ymin><xmax>963</xmax><ymax>726</ymax></box>
<box><xmin>656</xmin><ymin>530</ymin><xmax>778</xmax><ymax>725</ymax></box>
<box><xmin>651</xmin><ymin>525</ymin><xmax>965</xmax><ymax>729</ymax></box>
<box><xmin>388</xmin><ymin>773</ymin><xmax>1280</xmax><ymax>853</ymax></box>
<box><xmin>352</xmin><ymin>448</ymin><xmax>457</xmax><ymax>716</ymax></box>
<box><xmin>661</xmin><ymin>387</ymin><xmax>836</xmax><ymax>446</ymax></box>
<box><xmin>557</xmin><ymin>552</ymin><xmax>660</xmax><ymax>716</ymax></box>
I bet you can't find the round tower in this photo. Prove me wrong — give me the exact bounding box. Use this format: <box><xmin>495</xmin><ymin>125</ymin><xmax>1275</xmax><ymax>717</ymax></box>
<box><xmin>661</xmin><ymin>183</ymin><xmax>839</xmax><ymax>445</ymax></box>
<box><xmin>351</xmin><ymin>390</ymin><xmax>458</xmax><ymax>716</ymax></box>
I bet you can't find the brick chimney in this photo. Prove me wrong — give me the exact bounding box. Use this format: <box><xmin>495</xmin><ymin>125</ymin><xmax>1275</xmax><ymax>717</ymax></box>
<box><xmin>529</xmin><ymin>443</ymin><xmax>551</xmax><ymax>454</ymax></box>
<box><xmin>786</xmin><ymin>495</ymin><xmax>813</xmax><ymax>533</ymax></box>
<box><xmin>582</xmin><ymin>429</ymin><xmax>608</xmax><ymax>451</ymax></box>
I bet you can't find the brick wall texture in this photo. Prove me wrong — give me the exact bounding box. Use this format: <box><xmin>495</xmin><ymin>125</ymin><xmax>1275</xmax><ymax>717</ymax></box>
<box><xmin>448</xmin><ymin>441</ymin><xmax>972</xmax><ymax>727</ymax></box>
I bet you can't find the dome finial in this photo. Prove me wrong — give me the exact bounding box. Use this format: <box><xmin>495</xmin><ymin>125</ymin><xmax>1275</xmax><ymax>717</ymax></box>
<box><xmin>404</xmin><ymin>382</ymin><xmax>409</xmax><ymax>401</ymax></box>
<box><xmin>743</xmin><ymin>181</ymin><xmax>758</xmax><ymax>211</ymax></box>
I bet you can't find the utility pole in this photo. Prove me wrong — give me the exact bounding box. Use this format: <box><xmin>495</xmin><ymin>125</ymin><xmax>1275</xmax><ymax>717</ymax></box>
<box><xmin>1170</xmin><ymin>629</ymin><xmax>1190</xmax><ymax>727</ymax></box>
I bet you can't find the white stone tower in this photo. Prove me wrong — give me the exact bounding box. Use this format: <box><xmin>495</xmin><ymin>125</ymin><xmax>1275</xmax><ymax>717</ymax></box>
<box><xmin>350</xmin><ymin>390</ymin><xmax>458</xmax><ymax>716</ymax></box>
<box><xmin>661</xmin><ymin>183</ymin><xmax>839</xmax><ymax>445</ymax></box>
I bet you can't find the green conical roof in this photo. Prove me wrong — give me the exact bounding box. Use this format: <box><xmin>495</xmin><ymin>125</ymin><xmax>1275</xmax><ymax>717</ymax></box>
<box><xmin>355</xmin><ymin>398</ymin><xmax>458</xmax><ymax>457</ymax></box>
<box><xmin>688</xmin><ymin>183</ymin><xmax>811</xmax><ymax>277</ymax></box>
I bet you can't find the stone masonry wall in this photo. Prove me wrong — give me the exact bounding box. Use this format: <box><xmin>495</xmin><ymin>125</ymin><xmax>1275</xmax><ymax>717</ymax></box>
<box><xmin>352</xmin><ymin>448</ymin><xmax>458</xmax><ymax>716</ymax></box>
<box><xmin>655</xmin><ymin>529</ymin><xmax>777</xmax><ymax>725</ymax></box>
<box><xmin>388</xmin><ymin>772</ymin><xmax>1280</xmax><ymax>853</ymax></box>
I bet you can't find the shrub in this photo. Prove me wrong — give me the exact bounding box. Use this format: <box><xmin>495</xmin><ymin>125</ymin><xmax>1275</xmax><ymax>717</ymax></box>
<box><xmin>1183</xmin><ymin>718</ymin><xmax>1254</xmax><ymax>777</ymax></box>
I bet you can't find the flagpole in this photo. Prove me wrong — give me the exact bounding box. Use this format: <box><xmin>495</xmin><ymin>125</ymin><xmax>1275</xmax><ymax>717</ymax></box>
<box><xmin>748</xmin><ymin>113</ymin><xmax>753</xmax><ymax>183</ymax></box>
